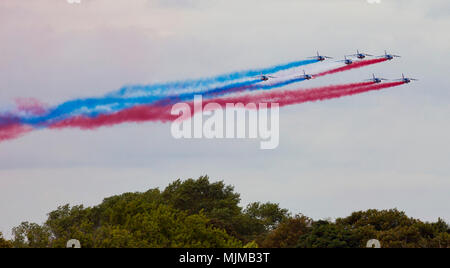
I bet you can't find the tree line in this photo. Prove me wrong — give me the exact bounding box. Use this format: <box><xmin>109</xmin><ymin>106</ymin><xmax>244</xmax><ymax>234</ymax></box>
<box><xmin>1</xmin><ymin>176</ymin><xmax>449</xmax><ymax>248</ymax></box>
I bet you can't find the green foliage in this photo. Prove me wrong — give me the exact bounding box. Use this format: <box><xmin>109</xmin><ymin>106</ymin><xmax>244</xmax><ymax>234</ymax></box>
<box><xmin>336</xmin><ymin>209</ymin><xmax>414</xmax><ymax>231</ymax></box>
<box><xmin>161</xmin><ymin>176</ymin><xmax>245</xmax><ymax>239</ymax></box>
<box><xmin>45</xmin><ymin>204</ymin><xmax>94</xmax><ymax>248</ymax></box>
<box><xmin>296</xmin><ymin>209</ymin><xmax>450</xmax><ymax>248</ymax></box>
<box><xmin>297</xmin><ymin>220</ymin><xmax>359</xmax><ymax>248</ymax></box>
<box><xmin>8</xmin><ymin>176</ymin><xmax>450</xmax><ymax>248</ymax></box>
<box><xmin>162</xmin><ymin>176</ymin><xmax>241</xmax><ymax>220</ymax></box>
<box><xmin>40</xmin><ymin>197</ymin><xmax>241</xmax><ymax>248</ymax></box>
<box><xmin>261</xmin><ymin>215</ymin><xmax>311</xmax><ymax>248</ymax></box>
<box><xmin>244</xmin><ymin>202</ymin><xmax>290</xmax><ymax>231</ymax></box>
<box><xmin>10</xmin><ymin>177</ymin><xmax>247</xmax><ymax>248</ymax></box>
<box><xmin>160</xmin><ymin>176</ymin><xmax>289</xmax><ymax>243</ymax></box>
<box><xmin>12</xmin><ymin>222</ymin><xmax>51</xmax><ymax>248</ymax></box>
<box><xmin>89</xmin><ymin>204</ymin><xmax>242</xmax><ymax>248</ymax></box>
<box><xmin>0</xmin><ymin>232</ymin><xmax>13</xmax><ymax>248</ymax></box>
<box><xmin>243</xmin><ymin>241</ymin><xmax>259</xmax><ymax>248</ymax></box>
<box><xmin>429</xmin><ymin>232</ymin><xmax>450</xmax><ymax>248</ymax></box>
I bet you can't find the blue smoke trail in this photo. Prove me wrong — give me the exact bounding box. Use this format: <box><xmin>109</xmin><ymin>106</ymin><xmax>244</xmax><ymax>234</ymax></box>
<box><xmin>19</xmin><ymin>79</ymin><xmax>262</xmax><ymax>126</ymax></box>
<box><xmin>19</xmin><ymin>76</ymin><xmax>308</xmax><ymax>127</ymax></box>
<box><xmin>198</xmin><ymin>76</ymin><xmax>307</xmax><ymax>99</ymax></box>
<box><xmin>112</xmin><ymin>59</ymin><xmax>319</xmax><ymax>97</ymax></box>
<box><xmin>260</xmin><ymin>77</ymin><xmax>306</xmax><ymax>91</ymax></box>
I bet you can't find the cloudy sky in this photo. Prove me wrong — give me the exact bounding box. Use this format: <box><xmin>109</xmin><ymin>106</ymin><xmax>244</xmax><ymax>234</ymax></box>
<box><xmin>1</xmin><ymin>0</ymin><xmax>449</xmax><ymax>237</ymax></box>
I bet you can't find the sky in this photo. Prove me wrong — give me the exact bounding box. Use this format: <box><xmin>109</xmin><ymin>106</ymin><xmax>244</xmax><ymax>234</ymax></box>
<box><xmin>0</xmin><ymin>0</ymin><xmax>449</xmax><ymax>238</ymax></box>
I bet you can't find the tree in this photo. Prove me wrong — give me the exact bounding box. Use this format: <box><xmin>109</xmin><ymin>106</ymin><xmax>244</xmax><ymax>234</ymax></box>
<box><xmin>44</xmin><ymin>204</ymin><xmax>95</xmax><ymax>248</ymax></box>
<box><xmin>90</xmin><ymin>204</ymin><xmax>242</xmax><ymax>248</ymax></box>
<box><xmin>244</xmin><ymin>202</ymin><xmax>290</xmax><ymax>231</ymax></box>
<box><xmin>161</xmin><ymin>176</ymin><xmax>242</xmax><ymax>224</ymax></box>
<box><xmin>12</xmin><ymin>222</ymin><xmax>51</xmax><ymax>248</ymax></box>
<box><xmin>336</xmin><ymin>209</ymin><xmax>415</xmax><ymax>231</ymax></box>
<box><xmin>0</xmin><ymin>232</ymin><xmax>13</xmax><ymax>248</ymax></box>
<box><xmin>430</xmin><ymin>233</ymin><xmax>450</xmax><ymax>248</ymax></box>
<box><xmin>14</xmin><ymin>180</ymin><xmax>243</xmax><ymax>248</ymax></box>
<box><xmin>297</xmin><ymin>220</ymin><xmax>359</xmax><ymax>248</ymax></box>
<box><xmin>160</xmin><ymin>176</ymin><xmax>286</xmax><ymax>242</ymax></box>
<box><xmin>261</xmin><ymin>215</ymin><xmax>311</xmax><ymax>248</ymax></box>
<box><xmin>296</xmin><ymin>209</ymin><xmax>450</xmax><ymax>248</ymax></box>
<box><xmin>9</xmin><ymin>176</ymin><xmax>450</xmax><ymax>248</ymax></box>
<box><xmin>237</xmin><ymin>202</ymin><xmax>291</xmax><ymax>243</ymax></box>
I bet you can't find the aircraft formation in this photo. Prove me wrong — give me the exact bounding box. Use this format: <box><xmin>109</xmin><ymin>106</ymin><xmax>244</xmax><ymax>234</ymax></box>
<box><xmin>257</xmin><ymin>50</ymin><xmax>417</xmax><ymax>84</ymax></box>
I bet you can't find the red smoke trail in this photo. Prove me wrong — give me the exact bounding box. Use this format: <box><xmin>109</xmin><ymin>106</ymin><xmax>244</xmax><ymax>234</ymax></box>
<box><xmin>0</xmin><ymin>124</ymin><xmax>33</xmax><ymax>142</ymax></box>
<box><xmin>333</xmin><ymin>81</ymin><xmax>406</xmax><ymax>99</ymax></box>
<box><xmin>260</xmin><ymin>81</ymin><xmax>405</xmax><ymax>108</ymax></box>
<box><xmin>50</xmin><ymin>105</ymin><xmax>176</xmax><ymax>130</ymax></box>
<box><xmin>15</xmin><ymin>98</ymin><xmax>47</xmax><ymax>115</ymax></box>
<box><xmin>0</xmin><ymin>99</ymin><xmax>46</xmax><ymax>142</ymax></box>
<box><xmin>202</xmin><ymin>82</ymin><xmax>376</xmax><ymax>108</ymax></box>
<box><xmin>315</xmin><ymin>58</ymin><xmax>388</xmax><ymax>77</ymax></box>
<box><xmin>0</xmin><ymin>81</ymin><xmax>403</xmax><ymax>142</ymax></box>
<box><xmin>49</xmin><ymin>81</ymin><xmax>406</xmax><ymax>131</ymax></box>
<box><xmin>247</xmin><ymin>81</ymin><xmax>405</xmax><ymax>108</ymax></box>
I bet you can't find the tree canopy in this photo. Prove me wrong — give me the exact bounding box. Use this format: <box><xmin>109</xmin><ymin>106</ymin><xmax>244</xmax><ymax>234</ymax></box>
<box><xmin>297</xmin><ymin>209</ymin><xmax>450</xmax><ymax>248</ymax></box>
<box><xmin>0</xmin><ymin>232</ymin><xmax>13</xmax><ymax>248</ymax></box>
<box><xmin>6</xmin><ymin>176</ymin><xmax>450</xmax><ymax>248</ymax></box>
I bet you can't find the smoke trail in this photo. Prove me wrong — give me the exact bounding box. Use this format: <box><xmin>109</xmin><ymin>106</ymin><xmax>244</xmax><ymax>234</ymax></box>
<box><xmin>17</xmin><ymin>78</ymin><xmax>265</xmax><ymax>127</ymax></box>
<box><xmin>315</xmin><ymin>58</ymin><xmax>388</xmax><ymax>77</ymax></box>
<box><xmin>5</xmin><ymin>57</ymin><xmax>379</xmax><ymax>128</ymax></box>
<box><xmin>0</xmin><ymin>58</ymin><xmax>317</xmax><ymax>129</ymax></box>
<box><xmin>18</xmin><ymin>75</ymin><xmax>308</xmax><ymax>126</ymax></box>
<box><xmin>49</xmin><ymin>105</ymin><xmax>175</xmax><ymax>130</ymax></box>
<box><xmin>15</xmin><ymin>98</ymin><xmax>47</xmax><ymax>116</ymax></box>
<box><xmin>48</xmin><ymin>81</ymin><xmax>405</xmax><ymax>131</ymax></box>
<box><xmin>199</xmin><ymin>82</ymin><xmax>377</xmax><ymax>108</ymax></box>
<box><xmin>0</xmin><ymin>114</ymin><xmax>33</xmax><ymax>142</ymax></box>
<box><xmin>201</xmin><ymin>81</ymin><xmax>405</xmax><ymax>109</ymax></box>
<box><xmin>0</xmin><ymin>81</ymin><xmax>405</xmax><ymax>142</ymax></box>
<box><xmin>335</xmin><ymin>81</ymin><xmax>405</xmax><ymax>100</ymax></box>
<box><xmin>270</xmin><ymin>81</ymin><xmax>405</xmax><ymax>107</ymax></box>
<box><xmin>0</xmin><ymin>124</ymin><xmax>32</xmax><ymax>142</ymax></box>
<box><xmin>159</xmin><ymin>77</ymin><xmax>308</xmax><ymax>106</ymax></box>
<box><xmin>112</xmin><ymin>59</ymin><xmax>319</xmax><ymax>97</ymax></box>
<box><xmin>46</xmin><ymin>77</ymin><xmax>310</xmax><ymax>129</ymax></box>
